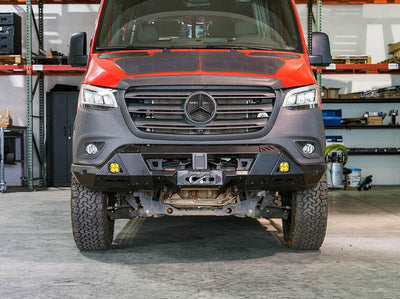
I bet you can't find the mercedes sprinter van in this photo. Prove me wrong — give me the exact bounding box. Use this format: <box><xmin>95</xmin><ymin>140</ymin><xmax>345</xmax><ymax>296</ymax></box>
<box><xmin>69</xmin><ymin>0</ymin><xmax>332</xmax><ymax>251</ymax></box>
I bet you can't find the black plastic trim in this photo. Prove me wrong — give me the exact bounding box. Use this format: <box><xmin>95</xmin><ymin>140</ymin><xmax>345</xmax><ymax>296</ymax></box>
<box><xmin>99</xmin><ymin>51</ymin><xmax>150</xmax><ymax>59</ymax></box>
<box><xmin>116</xmin><ymin>74</ymin><xmax>284</xmax><ymax>90</ymax></box>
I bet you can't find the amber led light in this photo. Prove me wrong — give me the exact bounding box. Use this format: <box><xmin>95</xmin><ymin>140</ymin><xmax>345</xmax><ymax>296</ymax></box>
<box><xmin>280</xmin><ymin>162</ymin><xmax>290</xmax><ymax>173</ymax></box>
<box><xmin>110</xmin><ymin>163</ymin><xmax>120</xmax><ymax>173</ymax></box>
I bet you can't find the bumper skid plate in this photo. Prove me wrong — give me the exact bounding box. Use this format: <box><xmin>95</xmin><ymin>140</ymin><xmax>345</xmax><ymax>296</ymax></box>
<box><xmin>72</xmin><ymin>149</ymin><xmax>325</xmax><ymax>192</ymax></box>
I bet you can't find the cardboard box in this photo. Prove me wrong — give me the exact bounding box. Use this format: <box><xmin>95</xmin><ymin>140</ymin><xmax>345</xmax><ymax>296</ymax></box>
<box><xmin>367</xmin><ymin>116</ymin><xmax>383</xmax><ymax>126</ymax></box>
<box><xmin>0</xmin><ymin>109</ymin><xmax>12</xmax><ymax>126</ymax></box>
<box><xmin>327</xmin><ymin>88</ymin><xmax>340</xmax><ymax>99</ymax></box>
<box><xmin>321</xmin><ymin>87</ymin><xmax>341</xmax><ymax>99</ymax></box>
<box><xmin>388</xmin><ymin>42</ymin><xmax>400</xmax><ymax>57</ymax></box>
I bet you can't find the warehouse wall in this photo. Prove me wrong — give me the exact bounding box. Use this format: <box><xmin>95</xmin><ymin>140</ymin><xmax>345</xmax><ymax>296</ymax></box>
<box><xmin>1</xmin><ymin>4</ymin><xmax>399</xmax><ymax>185</ymax></box>
<box><xmin>0</xmin><ymin>4</ymin><xmax>99</xmax><ymax>185</ymax></box>
<box><xmin>297</xmin><ymin>4</ymin><xmax>400</xmax><ymax>185</ymax></box>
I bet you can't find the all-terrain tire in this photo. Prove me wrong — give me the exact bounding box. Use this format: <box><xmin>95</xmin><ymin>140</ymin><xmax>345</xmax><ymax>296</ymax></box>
<box><xmin>71</xmin><ymin>177</ymin><xmax>114</xmax><ymax>251</ymax></box>
<box><xmin>282</xmin><ymin>174</ymin><xmax>328</xmax><ymax>250</ymax></box>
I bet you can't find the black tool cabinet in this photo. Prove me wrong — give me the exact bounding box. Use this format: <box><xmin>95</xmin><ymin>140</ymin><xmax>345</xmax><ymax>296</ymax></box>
<box><xmin>0</xmin><ymin>13</ymin><xmax>21</xmax><ymax>55</ymax></box>
<box><xmin>46</xmin><ymin>91</ymin><xmax>78</xmax><ymax>187</ymax></box>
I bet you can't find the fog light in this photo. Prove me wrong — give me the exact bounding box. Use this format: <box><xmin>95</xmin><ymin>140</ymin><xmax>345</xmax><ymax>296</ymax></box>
<box><xmin>303</xmin><ymin>143</ymin><xmax>316</xmax><ymax>155</ymax></box>
<box><xmin>110</xmin><ymin>163</ymin><xmax>119</xmax><ymax>173</ymax></box>
<box><xmin>85</xmin><ymin>144</ymin><xmax>98</xmax><ymax>155</ymax></box>
<box><xmin>280</xmin><ymin>162</ymin><xmax>290</xmax><ymax>172</ymax></box>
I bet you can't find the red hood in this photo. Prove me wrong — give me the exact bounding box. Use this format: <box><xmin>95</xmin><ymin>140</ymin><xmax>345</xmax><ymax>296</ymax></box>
<box><xmin>83</xmin><ymin>49</ymin><xmax>316</xmax><ymax>89</ymax></box>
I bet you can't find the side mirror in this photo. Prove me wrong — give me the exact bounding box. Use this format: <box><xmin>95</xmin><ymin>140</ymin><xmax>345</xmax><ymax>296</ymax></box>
<box><xmin>309</xmin><ymin>32</ymin><xmax>332</xmax><ymax>67</ymax></box>
<box><xmin>68</xmin><ymin>32</ymin><xmax>88</xmax><ymax>67</ymax></box>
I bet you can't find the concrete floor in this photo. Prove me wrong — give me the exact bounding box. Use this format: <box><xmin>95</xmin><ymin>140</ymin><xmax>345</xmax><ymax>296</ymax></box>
<box><xmin>0</xmin><ymin>186</ymin><xmax>399</xmax><ymax>299</ymax></box>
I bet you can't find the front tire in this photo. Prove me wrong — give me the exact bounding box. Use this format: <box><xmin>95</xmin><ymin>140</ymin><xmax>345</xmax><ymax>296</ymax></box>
<box><xmin>71</xmin><ymin>177</ymin><xmax>114</xmax><ymax>251</ymax></box>
<box><xmin>282</xmin><ymin>174</ymin><xmax>328</xmax><ymax>250</ymax></box>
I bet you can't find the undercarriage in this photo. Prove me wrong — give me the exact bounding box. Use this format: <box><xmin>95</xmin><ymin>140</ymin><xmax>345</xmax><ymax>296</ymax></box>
<box><xmin>107</xmin><ymin>188</ymin><xmax>290</xmax><ymax>220</ymax></box>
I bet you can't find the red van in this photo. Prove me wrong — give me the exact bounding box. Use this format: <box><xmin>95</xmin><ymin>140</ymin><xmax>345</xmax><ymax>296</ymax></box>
<box><xmin>69</xmin><ymin>0</ymin><xmax>332</xmax><ymax>251</ymax></box>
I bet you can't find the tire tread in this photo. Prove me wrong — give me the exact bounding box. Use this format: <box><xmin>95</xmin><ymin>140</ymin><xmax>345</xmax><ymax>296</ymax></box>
<box><xmin>71</xmin><ymin>177</ymin><xmax>114</xmax><ymax>251</ymax></box>
<box><xmin>283</xmin><ymin>175</ymin><xmax>328</xmax><ymax>250</ymax></box>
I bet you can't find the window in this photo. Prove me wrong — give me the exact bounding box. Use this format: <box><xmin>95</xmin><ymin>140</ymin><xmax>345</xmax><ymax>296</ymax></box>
<box><xmin>94</xmin><ymin>0</ymin><xmax>303</xmax><ymax>53</ymax></box>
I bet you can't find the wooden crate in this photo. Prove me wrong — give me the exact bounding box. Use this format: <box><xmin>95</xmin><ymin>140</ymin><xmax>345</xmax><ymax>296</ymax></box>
<box><xmin>0</xmin><ymin>55</ymin><xmax>25</xmax><ymax>65</ymax></box>
<box><xmin>332</xmin><ymin>55</ymin><xmax>371</xmax><ymax>64</ymax></box>
<box><xmin>321</xmin><ymin>87</ymin><xmax>341</xmax><ymax>99</ymax></box>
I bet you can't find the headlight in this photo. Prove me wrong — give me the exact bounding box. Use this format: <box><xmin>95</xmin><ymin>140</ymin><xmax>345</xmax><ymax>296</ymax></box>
<box><xmin>283</xmin><ymin>85</ymin><xmax>319</xmax><ymax>109</ymax></box>
<box><xmin>79</xmin><ymin>84</ymin><xmax>118</xmax><ymax>109</ymax></box>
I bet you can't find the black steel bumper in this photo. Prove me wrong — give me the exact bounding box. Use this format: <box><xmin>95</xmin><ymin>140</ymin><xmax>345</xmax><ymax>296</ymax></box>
<box><xmin>72</xmin><ymin>145</ymin><xmax>325</xmax><ymax>192</ymax></box>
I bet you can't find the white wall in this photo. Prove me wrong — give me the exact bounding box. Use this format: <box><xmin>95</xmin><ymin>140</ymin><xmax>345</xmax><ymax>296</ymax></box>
<box><xmin>1</xmin><ymin>3</ymin><xmax>399</xmax><ymax>185</ymax></box>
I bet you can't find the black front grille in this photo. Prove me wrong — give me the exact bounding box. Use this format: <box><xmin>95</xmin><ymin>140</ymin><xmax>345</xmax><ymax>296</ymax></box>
<box><xmin>124</xmin><ymin>86</ymin><xmax>275</xmax><ymax>135</ymax></box>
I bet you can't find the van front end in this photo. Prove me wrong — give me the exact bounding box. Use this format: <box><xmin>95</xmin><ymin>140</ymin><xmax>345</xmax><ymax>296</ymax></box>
<box><xmin>70</xmin><ymin>0</ymin><xmax>331</xmax><ymax>251</ymax></box>
<box><xmin>72</xmin><ymin>75</ymin><xmax>326</xmax><ymax>194</ymax></box>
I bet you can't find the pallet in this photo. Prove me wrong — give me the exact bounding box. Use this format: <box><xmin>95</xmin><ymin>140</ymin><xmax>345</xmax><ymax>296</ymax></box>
<box><xmin>339</xmin><ymin>92</ymin><xmax>361</xmax><ymax>99</ymax></box>
<box><xmin>0</xmin><ymin>55</ymin><xmax>25</xmax><ymax>65</ymax></box>
<box><xmin>379</xmin><ymin>57</ymin><xmax>400</xmax><ymax>64</ymax></box>
<box><xmin>332</xmin><ymin>55</ymin><xmax>371</xmax><ymax>64</ymax></box>
<box><xmin>379</xmin><ymin>92</ymin><xmax>400</xmax><ymax>98</ymax></box>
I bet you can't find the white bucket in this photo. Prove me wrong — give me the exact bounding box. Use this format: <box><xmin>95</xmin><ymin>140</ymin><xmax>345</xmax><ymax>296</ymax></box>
<box><xmin>347</xmin><ymin>169</ymin><xmax>362</xmax><ymax>187</ymax></box>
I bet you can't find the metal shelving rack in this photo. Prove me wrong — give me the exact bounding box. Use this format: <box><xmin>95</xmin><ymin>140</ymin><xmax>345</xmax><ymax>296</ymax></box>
<box><xmin>323</xmin><ymin>98</ymin><xmax>400</xmax><ymax>103</ymax></box>
<box><xmin>25</xmin><ymin>0</ymin><xmax>97</xmax><ymax>190</ymax></box>
<box><xmin>306</xmin><ymin>0</ymin><xmax>323</xmax><ymax>92</ymax></box>
<box><xmin>0</xmin><ymin>0</ymin><xmax>96</xmax><ymax>190</ymax></box>
<box><xmin>305</xmin><ymin>1</ymin><xmax>400</xmax><ymax>162</ymax></box>
<box><xmin>347</xmin><ymin>148</ymin><xmax>400</xmax><ymax>155</ymax></box>
<box><xmin>326</xmin><ymin>125</ymin><xmax>400</xmax><ymax>129</ymax></box>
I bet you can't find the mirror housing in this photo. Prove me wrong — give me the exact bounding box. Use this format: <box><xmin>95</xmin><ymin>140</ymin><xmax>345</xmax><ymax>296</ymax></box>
<box><xmin>309</xmin><ymin>32</ymin><xmax>332</xmax><ymax>67</ymax></box>
<box><xmin>68</xmin><ymin>32</ymin><xmax>88</xmax><ymax>67</ymax></box>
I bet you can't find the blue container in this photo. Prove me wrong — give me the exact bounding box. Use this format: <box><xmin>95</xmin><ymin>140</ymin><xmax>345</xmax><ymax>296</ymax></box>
<box><xmin>322</xmin><ymin>109</ymin><xmax>342</xmax><ymax>125</ymax></box>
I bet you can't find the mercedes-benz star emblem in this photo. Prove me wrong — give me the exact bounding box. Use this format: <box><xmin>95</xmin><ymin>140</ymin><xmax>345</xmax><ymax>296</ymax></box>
<box><xmin>184</xmin><ymin>92</ymin><xmax>216</xmax><ymax>124</ymax></box>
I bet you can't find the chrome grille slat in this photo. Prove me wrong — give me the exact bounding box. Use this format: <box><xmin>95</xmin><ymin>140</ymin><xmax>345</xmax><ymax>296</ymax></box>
<box><xmin>125</xmin><ymin>87</ymin><xmax>275</xmax><ymax>135</ymax></box>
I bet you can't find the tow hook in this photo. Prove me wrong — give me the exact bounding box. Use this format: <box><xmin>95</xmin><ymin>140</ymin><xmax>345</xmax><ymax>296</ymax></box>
<box><xmin>189</xmin><ymin>174</ymin><xmax>212</xmax><ymax>184</ymax></box>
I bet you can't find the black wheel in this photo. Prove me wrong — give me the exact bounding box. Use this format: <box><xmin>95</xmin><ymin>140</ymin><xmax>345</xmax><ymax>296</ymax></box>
<box><xmin>282</xmin><ymin>174</ymin><xmax>328</xmax><ymax>250</ymax></box>
<box><xmin>71</xmin><ymin>177</ymin><xmax>114</xmax><ymax>251</ymax></box>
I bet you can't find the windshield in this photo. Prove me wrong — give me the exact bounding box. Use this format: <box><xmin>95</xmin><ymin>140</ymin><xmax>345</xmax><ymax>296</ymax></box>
<box><xmin>94</xmin><ymin>0</ymin><xmax>303</xmax><ymax>53</ymax></box>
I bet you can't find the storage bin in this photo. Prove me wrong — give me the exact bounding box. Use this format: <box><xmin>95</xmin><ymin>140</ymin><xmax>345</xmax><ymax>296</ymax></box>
<box><xmin>322</xmin><ymin>109</ymin><xmax>342</xmax><ymax>125</ymax></box>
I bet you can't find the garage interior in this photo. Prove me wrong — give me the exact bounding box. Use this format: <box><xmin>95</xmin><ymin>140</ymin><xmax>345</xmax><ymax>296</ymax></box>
<box><xmin>0</xmin><ymin>0</ymin><xmax>399</xmax><ymax>298</ymax></box>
